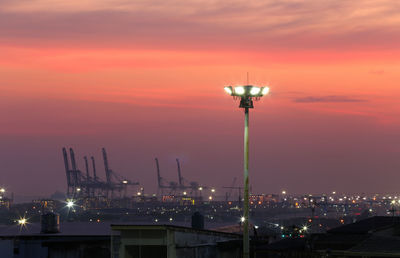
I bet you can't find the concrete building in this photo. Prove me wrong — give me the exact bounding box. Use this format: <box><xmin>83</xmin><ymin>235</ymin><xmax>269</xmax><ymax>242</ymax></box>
<box><xmin>111</xmin><ymin>224</ymin><xmax>242</xmax><ymax>258</ymax></box>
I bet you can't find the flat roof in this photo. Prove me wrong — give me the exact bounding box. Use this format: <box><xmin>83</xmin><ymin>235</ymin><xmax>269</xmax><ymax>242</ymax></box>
<box><xmin>111</xmin><ymin>224</ymin><xmax>241</xmax><ymax>238</ymax></box>
<box><xmin>0</xmin><ymin>222</ymin><xmax>115</xmax><ymax>238</ymax></box>
<box><xmin>0</xmin><ymin>221</ymin><xmax>242</xmax><ymax>238</ymax></box>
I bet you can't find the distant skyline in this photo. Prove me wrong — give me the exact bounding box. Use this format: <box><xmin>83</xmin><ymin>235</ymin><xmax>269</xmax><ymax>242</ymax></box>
<box><xmin>1</xmin><ymin>0</ymin><xmax>400</xmax><ymax>196</ymax></box>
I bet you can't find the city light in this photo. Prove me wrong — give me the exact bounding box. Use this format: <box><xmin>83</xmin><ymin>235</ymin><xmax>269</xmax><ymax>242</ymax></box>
<box><xmin>224</xmin><ymin>86</ymin><xmax>233</xmax><ymax>95</ymax></box>
<box><xmin>0</xmin><ymin>188</ymin><xmax>5</xmax><ymax>193</ymax></box>
<box><xmin>122</xmin><ymin>180</ymin><xmax>128</xmax><ymax>184</ymax></box>
<box><xmin>17</xmin><ymin>216</ymin><xmax>29</xmax><ymax>228</ymax></box>
<box><xmin>250</xmin><ymin>87</ymin><xmax>261</xmax><ymax>95</ymax></box>
<box><xmin>224</xmin><ymin>85</ymin><xmax>270</xmax><ymax>98</ymax></box>
<box><xmin>240</xmin><ymin>217</ymin><xmax>245</xmax><ymax>222</ymax></box>
<box><xmin>261</xmin><ymin>87</ymin><xmax>270</xmax><ymax>95</ymax></box>
<box><xmin>234</xmin><ymin>86</ymin><xmax>245</xmax><ymax>95</ymax></box>
<box><xmin>198</xmin><ymin>187</ymin><xmax>203</xmax><ymax>191</ymax></box>
<box><xmin>211</xmin><ymin>188</ymin><xmax>215</xmax><ymax>193</ymax></box>
<box><xmin>66</xmin><ymin>200</ymin><xmax>75</xmax><ymax>208</ymax></box>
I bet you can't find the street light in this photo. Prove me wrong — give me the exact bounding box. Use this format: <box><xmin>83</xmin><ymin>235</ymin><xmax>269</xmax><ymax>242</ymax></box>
<box><xmin>224</xmin><ymin>84</ymin><xmax>270</xmax><ymax>258</ymax></box>
<box><xmin>66</xmin><ymin>199</ymin><xmax>75</xmax><ymax>209</ymax></box>
<box><xmin>18</xmin><ymin>218</ymin><xmax>27</xmax><ymax>226</ymax></box>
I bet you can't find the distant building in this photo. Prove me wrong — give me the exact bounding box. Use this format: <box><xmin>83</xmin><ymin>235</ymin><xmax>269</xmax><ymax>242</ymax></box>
<box><xmin>0</xmin><ymin>197</ymin><xmax>12</xmax><ymax>210</ymax></box>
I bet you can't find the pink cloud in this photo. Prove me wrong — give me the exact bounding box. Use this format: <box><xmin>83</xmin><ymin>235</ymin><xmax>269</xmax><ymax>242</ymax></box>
<box><xmin>0</xmin><ymin>1</ymin><xmax>399</xmax><ymax>51</ymax></box>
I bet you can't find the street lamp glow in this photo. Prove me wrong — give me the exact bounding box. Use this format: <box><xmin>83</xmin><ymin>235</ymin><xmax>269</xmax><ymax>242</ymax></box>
<box><xmin>0</xmin><ymin>188</ymin><xmax>5</xmax><ymax>193</ymax></box>
<box><xmin>198</xmin><ymin>187</ymin><xmax>203</xmax><ymax>191</ymax></box>
<box><xmin>261</xmin><ymin>87</ymin><xmax>270</xmax><ymax>95</ymax></box>
<box><xmin>234</xmin><ymin>86</ymin><xmax>245</xmax><ymax>95</ymax></box>
<box><xmin>250</xmin><ymin>87</ymin><xmax>261</xmax><ymax>95</ymax></box>
<box><xmin>66</xmin><ymin>200</ymin><xmax>75</xmax><ymax>208</ymax></box>
<box><xmin>224</xmin><ymin>86</ymin><xmax>233</xmax><ymax>95</ymax></box>
<box><xmin>122</xmin><ymin>180</ymin><xmax>128</xmax><ymax>184</ymax></box>
<box><xmin>240</xmin><ymin>216</ymin><xmax>245</xmax><ymax>223</ymax></box>
<box><xmin>18</xmin><ymin>218</ymin><xmax>27</xmax><ymax>225</ymax></box>
<box><xmin>211</xmin><ymin>188</ymin><xmax>215</xmax><ymax>193</ymax></box>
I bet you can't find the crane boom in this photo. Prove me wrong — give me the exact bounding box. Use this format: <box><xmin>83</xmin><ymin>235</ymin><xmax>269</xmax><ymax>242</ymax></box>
<box><xmin>84</xmin><ymin>156</ymin><xmax>90</xmax><ymax>180</ymax></box>
<box><xmin>91</xmin><ymin>156</ymin><xmax>97</xmax><ymax>180</ymax></box>
<box><xmin>62</xmin><ymin>147</ymin><xmax>71</xmax><ymax>186</ymax></box>
<box><xmin>102</xmin><ymin>148</ymin><xmax>112</xmax><ymax>184</ymax></box>
<box><xmin>176</xmin><ymin>158</ymin><xmax>183</xmax><ymax>188</ymax></box>
<box><xmin>155</xmin><ymin>158</ymin><xmax>162</xmax><ymax>188</ymax></box>
<box><xmin>69</xmin><ymin>148</ymin><xmax>77</xmax><ymax>171</ymax></box>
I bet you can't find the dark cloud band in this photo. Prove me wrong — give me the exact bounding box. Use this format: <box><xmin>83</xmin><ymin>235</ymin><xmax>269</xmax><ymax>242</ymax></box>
<box><xmin>293</xmin><ymin>95</ymin><xmax>367</xmax><ymax>103</ymax></box>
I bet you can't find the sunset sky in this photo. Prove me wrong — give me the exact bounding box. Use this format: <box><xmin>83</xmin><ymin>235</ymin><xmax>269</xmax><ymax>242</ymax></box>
<box><xmin>1</xmin><ymin>0</ymin><xmax>400</xmax><ymax>198</ymax></box>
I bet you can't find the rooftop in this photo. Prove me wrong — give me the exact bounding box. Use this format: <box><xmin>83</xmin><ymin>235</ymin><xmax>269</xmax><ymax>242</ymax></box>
<box><xmin>0</xmin><ymin>222</ymin><xmax>113</xmax><ymax>238</ymax></box>
<box><xmin>328</xmin><ymin>216</ymin><xmax>400</xmax><ymax>234</ymax></box>
<box><xmin>111</xmin><ymin>224</ymin><xmax>242</xmax><ymax>238</ymax></box>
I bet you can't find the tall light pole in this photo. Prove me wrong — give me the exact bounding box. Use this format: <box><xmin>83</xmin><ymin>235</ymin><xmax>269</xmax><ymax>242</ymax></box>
<box><xmin>224</xmin><ymin>85</ymin><xmax>269</xmax><ymax>258</ymax></box>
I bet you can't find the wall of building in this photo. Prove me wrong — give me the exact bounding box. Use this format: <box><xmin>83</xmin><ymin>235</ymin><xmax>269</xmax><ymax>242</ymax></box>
<box><xmin>114</xmin><ymin>226</ymin><xmax>241</xmax><ymax>258</ymax></box>
<box><xmin>0</xmin><ymin>239</ymin><xmax>13</xmax><ymax>258</ymax></box>
<box><xmin>0</xmin><ymin>237</ymin><xmax>111</xmax><ymax>258</ymax></box>
<box><xmin>175</xmin><ymin>231</ymin><xmax>236</xmax><ymax>246</ymax></box>
<box><xmin>16</xmin><ymin>239</ymin><xmax>48</xmax><ymax>258</ymax></box>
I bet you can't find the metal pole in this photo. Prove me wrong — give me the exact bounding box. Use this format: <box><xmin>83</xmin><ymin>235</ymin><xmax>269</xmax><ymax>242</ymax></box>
<box><xmin>243</xmin><ymin>107</ymin><xmax>250</xmax><ymax>258</ymax></box>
